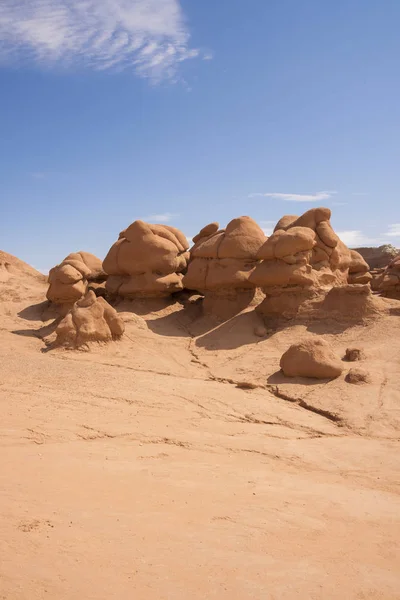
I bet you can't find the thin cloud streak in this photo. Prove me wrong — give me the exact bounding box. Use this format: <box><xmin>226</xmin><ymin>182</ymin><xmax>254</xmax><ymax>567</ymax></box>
<box><xmin>0</xmin><ymin>0</ymin><xmax>206</xmax><ymax>80</ymax></box>
<box><xmin>143</xmin><ymin>212</ymin><xmax>179</xmax><ymax>223</ymax></box>
<box><xmin>385</xmin><ymin>224</ymin><xmax>400</xmax><ymax>237</ymax></box>
<box><xmin>249</xmin><ymin>190</ymin><xmax>337</xmax><ymax>202</ymax></box>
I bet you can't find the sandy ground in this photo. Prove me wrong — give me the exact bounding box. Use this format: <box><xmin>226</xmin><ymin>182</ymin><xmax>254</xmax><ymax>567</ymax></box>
<box><xmin>1</xmin><ymin>253</ymin><xmax>400</xmax><ymax>599</ymax></box>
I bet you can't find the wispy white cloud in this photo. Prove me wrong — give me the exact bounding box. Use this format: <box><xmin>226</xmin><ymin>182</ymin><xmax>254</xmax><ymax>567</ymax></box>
<box><xmin>385</xmin><ymin>224</ymin><xmax>400</xmax><ymax>237</ymax></box>
<box><xmin>337</xmin><ymin>230</ymin><xmax>384</xmax><ymax>248</ymax></box>
<box><xmin>144</xmin><ymin>212</ymin><xmax>179</xmax><ymax>223</ymax></box>
<box><xmin>0</xmin><ymin>0</ymin><xmax>206</xmax><ymax>80</ymax></box>
<box><xmin>249</xmin><ymin>190</ymin><xmax>337</xmax><ymax>203</ymax></box>
<box><xmin>30</xmin><ymin>172</ymin><xmax>46</xmax><ymax>179</ymax></box>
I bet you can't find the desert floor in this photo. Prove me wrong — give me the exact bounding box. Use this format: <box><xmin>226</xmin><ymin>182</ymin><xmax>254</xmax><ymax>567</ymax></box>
<box><xmin>1</xmin><ymin>258</ymin><xmax>400</xmax><ymax>599</ymax></box>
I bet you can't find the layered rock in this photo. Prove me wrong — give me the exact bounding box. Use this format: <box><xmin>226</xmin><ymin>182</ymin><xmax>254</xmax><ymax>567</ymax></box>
<box><xmin>347</xmin><ymin>250</ymin><xmax>372</xmax><ymax>285</ymax></box>
<box><xmin>375</xmin><ymin>255</ymin><xmax>400</xmax><ymax>299</ymax></box>
<box><xmin>55</xmin><ymin>291</ymin><xmax>124</xmax><ymax>348</ymax></box>
<box><xmin>183</xmin><ymin>217</ymin><xmax>267</xmax><ymax>318</ymax></box>
<box><xmin>355</xmin><ymin>245</ymin><xmax>398</xmax><ymax>270</ymax></box>
<box><xmin>103</xmin><ymin>221</ymin><xmax>189</xmax><ymax>298</ymax></box>
<box><xmin>280</xmin><ymin>338</ymin><xmax>344</xmax><ymax>379</ymax></box>
<box><xmin>47</xmin><ymin>252</ymin><xmax>106</xmax><ymax>307</ymax></box>
<box><xmin>250</xmin><ymin>207</ymin><xmax>376</xmax><ymax>319</ymax></box>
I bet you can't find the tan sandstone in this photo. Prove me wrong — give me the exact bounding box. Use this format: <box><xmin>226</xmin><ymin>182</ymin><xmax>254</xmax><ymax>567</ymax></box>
<box><xmin>103</xmin><ymin>221</ymin><xmax>189</xmax><ymax>298</ymax></box>
<box><xmin>55</xmin><ymin>290</ymin><xmax>125</xmax><ymax>348</ymax></box>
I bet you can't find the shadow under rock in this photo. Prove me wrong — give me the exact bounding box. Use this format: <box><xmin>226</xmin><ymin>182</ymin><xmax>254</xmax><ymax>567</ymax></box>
<box><xmin>113</xmin><ymin>296</ymin><xmax>182</xmax><ymax>317</ymax></box>
<box><xmin>146</xmin><ymin>302</ymin><xmax>216</xmax><ymax>338</ymax></box>
<box><xmin>195</xmin><ymin>311</ymin><xmax>272</xmax><ymax>351</ymax></box>
<box><xmin>17</xmin><ymin>300</ymin><xmax>54</xmax><ymax>322</ymax></box>
<box><xmin>12</xmin><ymin>318</ymin><xmax>61</xmax><ymax>340</ymax></box>
<box><xmin>267</xmin><ymin>370</ymin><xmax>333</xmax><ymax>387</ymax></box>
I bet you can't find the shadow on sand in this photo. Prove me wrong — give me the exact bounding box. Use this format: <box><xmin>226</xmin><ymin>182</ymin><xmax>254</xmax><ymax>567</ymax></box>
<box><xmin>267</xmin><ymin>370</ymin><xmax>331</xmax><ymax>387</ymax></box>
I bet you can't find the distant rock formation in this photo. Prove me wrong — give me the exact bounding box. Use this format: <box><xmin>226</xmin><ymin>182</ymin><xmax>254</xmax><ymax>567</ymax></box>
<box><xmin>280</xmin><ymin>338</ymin><xmax>344</xmax><ymax>379</ymax></box>
<box><xmin>55</xmin><ymin>291</ymin><xmax>124</xmax><ymax>348</ymax></box>
<box><xmin>250</xmin><ymin>207</ymin><xmax>379</xmax><ymax>320</ymax></box>
<box><xmin>183</xmin><ymin>216</ymin><xmax>266</xmax><ymax>318</ymax></box>
<box><xmin>375</xmin><ymin>255</ymin><xmax>400</xmax><ymax>299</ymax></box>
<box><xmin>355</xmin><ymin>245</ymin><xmax>398</xmax><ymax>270</ymax></box>
<box><xmin>47</xmin><ymin>252</ymin><xmax>106</xmax><ymax>307</ymax></box>
<box><xmin>103</xmin><ymin>221</ymin><xmax>189</xmax><ymax>298</ymax></box>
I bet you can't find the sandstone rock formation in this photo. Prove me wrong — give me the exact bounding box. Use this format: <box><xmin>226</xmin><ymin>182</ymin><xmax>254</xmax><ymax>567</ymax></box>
<box><xmin>103</xmin><ymin>221</ymin><xmax>189</xmax><ymax>298</ymax></box>
<box><xmin>47</xmin><ymin>252</ymin><xmax>105</xmax><ymax>307</ymax></box>
<box><xmin>348</xmin><ymin>250</ymin><xmax>372</xmax><ymax>285</ymax></box>
<box><xmin>280</xmin><ymin>338</ymin><xmax>344</xmax><ymax>379</ymax></box>
<box><xmin>183</xmin><ymin>217</ymin><xmax>267</xmax><ymax>318</ymax></box>
<box><xmin>375</xmin><ymin>255</ymin><xmax>400</xmax><ymax>299</ymax></box>
<box><xmin>355</xmin><ymin>245</ymin><xmax>398</xmax><ymax>270</ymax></box>
<box><xmin>55</xmin><ymin>291</ymin><xmax>124</xmax><ymax>348</ymax></box>
<box><xmin>250</xmin><ymin>207</ymin><xmax>377</xmax><ymax>320</ymax></box>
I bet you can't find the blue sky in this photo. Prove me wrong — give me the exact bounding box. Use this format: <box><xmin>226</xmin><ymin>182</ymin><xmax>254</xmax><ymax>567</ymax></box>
<box><xmin>0</xmin><ymin>0</ymin><xmax>399</xmax><ymax>272</ymax></box>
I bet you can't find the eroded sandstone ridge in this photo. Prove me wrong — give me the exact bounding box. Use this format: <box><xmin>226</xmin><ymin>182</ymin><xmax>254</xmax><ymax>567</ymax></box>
<box><xmin>103</xmin><ymin>221</ymin><xmax>189</xmax><ymax>298</ymax></box>
<box><xmin>183</xmin><ymin>217</ymin><xmax>266</xmax><ymax>318</ymax></box>
<box><xmin>55</xmin><ymin>290</ymin><xmax>124</xmax><ymax>348</ymax></box>
<box><xmin>376</xmin><ymin>255</ymin><xmax>400</xmax><ymax>299</ymax></box>
<box><xmin>250</xmin><ymin>207</ymin><xmax>379</xmax><ymax>320</ymax></box>
<box><xmin>47</xmin><ymin>252</ymin><xmax>106</xmax><ymax>307</ymax></box>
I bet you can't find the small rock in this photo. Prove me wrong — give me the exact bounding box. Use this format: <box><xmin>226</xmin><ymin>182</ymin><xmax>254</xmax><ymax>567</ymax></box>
<box><xmin>345</xmin><ymin>368</ymin><xmax>371</xmax><ymax>385</ymax></box>
<box><xmin>280</xmin><ymin>338</ymin><xmax>343</xmax><ymax>380</ymax></box>
<box><xmin>254</xmin><ymin>325</ymin><xmax>268</xmax><ymax>337</ymax></box>
<box><xmin>345</xmin><ymin>347</ymin><xmax>365</xmax><ymax>361</ymax></box>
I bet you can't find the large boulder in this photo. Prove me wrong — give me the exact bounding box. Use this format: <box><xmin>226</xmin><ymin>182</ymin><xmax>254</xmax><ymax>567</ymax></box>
<box><xmin>280</xmin><ymin>338</ymin><xmax>344</xmax><ymax>379</ymax></box>
<box><xmin>47</xmin><ymin>252</ymin><xmax>105</xmax><ymax>306</ymax></box>
<box><xmin>250</xmin><ymin>207</ymin><xmax>376</xmax><ymax>320</ymax></box>
<box><xmin>55</xmin><ymin>291</ymin><xmax>124</xmax><ymax>348</ymax></box>
<box><xmin>103</xmin><ymin>221</ymin><xmax>189</xmax><ymax>298</ymax></box>
<box><xmin>347</xmin><ymin>250</ymin><xmax>372</xmax><ymax>285</ymax></box>
<box><xmin>183</xmin><ymin>217</ymin><xmax>266</xmax><ymax>318</ymax></box>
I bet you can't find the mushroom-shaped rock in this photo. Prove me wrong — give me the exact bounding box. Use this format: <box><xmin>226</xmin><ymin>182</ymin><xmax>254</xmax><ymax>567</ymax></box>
<box><xmin>184</xmin><ymin>217</ymin><xmax>266</xmax><ymax>318</ymax></box>
<box><xmin>252</xmin><ymin>207</ymin><xmax>375</xmax><ymax>320</ymax></box>
<box><xmin>348</xmin><ymin>250</ymin><xmax>372</xmax><ymax>285</ymax></box>
<box><xmin>47</xmin><ymin>252</ymin><xmax>106</xmax><ymax>306</ymax></box>
<box><xmin>280</xmin><ymin>338</ymin><xmax>344</xmax><ymax>379</ymax></box>
<box><xmin>55</xmin><ymin>291</ymin><xmax>124</xmax><ymax>348</ymax></box>
<box><xmin>375</xmin><ymin>255</ymin><xmax>400</xmax><ymax>299</ymax></box>
<box><xmin>103</xmin><ymin>221</ymin><xmax>189</xmax><ymax>298</ymax></box>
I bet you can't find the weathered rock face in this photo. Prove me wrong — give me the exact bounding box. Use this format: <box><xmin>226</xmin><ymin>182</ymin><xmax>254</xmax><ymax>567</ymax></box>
<box><xmin>47</xmin><ymin>252</ymin><xmax>106</xmax><ymax>306</ymax></box>
<box><xmin>55</xmin><ymin>291</ymin><xmax>124</xmax><ymax>348</ymax></box>
<box><xmin>348</xmin><ymin>250</ymin><xmax>372</xmax><ymax>285</ymax></box>
<box><xmin>183</xmin><ymin>217</ymin><xmax>267</xmax><ymax>318</ymax></box>
<box><xmin>375</xmin><ymin>255</ymin><xmax>400</xmax><ymax>299</ymax></box>
<box><xmin>355</xmin><ymin>245</ymin><xmax>399</xmax><ymax>270</ymax></box>
<box><xmin>250</xmin><ymin>207</ymin><xmax>376</xmax><ymax>319</ymax></box>
<box><xmin>280</xmin><ymin>338</ymin><xmax>344</xmax><ymax>379</ymax></box>
<box><xmin>103</xmin><ymin>221</ymin><xmax>189</xmax><ymax>298</ymax></box>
